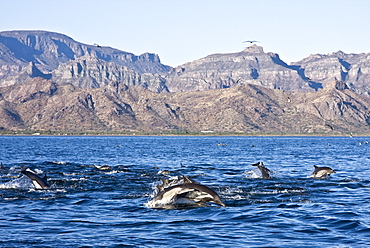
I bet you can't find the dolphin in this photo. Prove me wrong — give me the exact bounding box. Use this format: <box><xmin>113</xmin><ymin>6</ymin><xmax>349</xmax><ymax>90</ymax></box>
<box><xmin>310</xmin><ymin>165</ymin><xmax>336</xmax><ymax>179</ymax></box>
<box><xmin>94</xmin><ymin>165</ymin><xmax>111</xmax><ymax>171</ymax></box>
<box><xmin>148</xmin><ymin>176</ymin><xmax>225</xmax><ymax>208</ymax></box>
<box><xmin>251</xmin><ymin>162</ymin><xmax>272</xmax><ymax>179</ymax></box>
<box><xmin>21</xmin><ymin>168</ymin><xmax>50</xmax><ymax>189</ymax></box>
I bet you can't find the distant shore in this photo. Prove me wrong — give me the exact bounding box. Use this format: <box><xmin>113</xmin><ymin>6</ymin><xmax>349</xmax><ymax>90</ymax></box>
<box><xmin>1</xmin><ymin>130</ymin><xmax>369</xmax><ymax>137</ymax></box>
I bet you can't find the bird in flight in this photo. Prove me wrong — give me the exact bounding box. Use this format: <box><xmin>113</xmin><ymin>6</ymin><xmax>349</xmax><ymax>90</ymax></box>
<box><xmin>325</xmin><ymin>123</ymin><xmax>334</xmax><ymax>130</ymax></box>
<box><xmin>243</xmin><ymin>40</ymin><xmax>259</xmax><ymax>44</ymax></box>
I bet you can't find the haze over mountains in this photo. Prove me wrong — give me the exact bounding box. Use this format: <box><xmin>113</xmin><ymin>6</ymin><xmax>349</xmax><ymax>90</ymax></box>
<box><xmin>1</xmin><ymin>30</ymin><xmax>370</xmax><ymax>134</ymax></box>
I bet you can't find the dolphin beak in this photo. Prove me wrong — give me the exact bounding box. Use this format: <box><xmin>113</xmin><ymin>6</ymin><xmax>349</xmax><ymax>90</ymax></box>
<box><xmin>216</xmin><ymin>200</ymin><xmax>226</xmax><ymax>207</ymax></box>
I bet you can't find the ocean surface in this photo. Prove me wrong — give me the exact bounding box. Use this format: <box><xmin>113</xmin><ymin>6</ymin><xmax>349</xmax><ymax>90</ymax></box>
<box><xmin>0</xmin><ymin>136</ymin><xmax>370</xmax><ymax>247</ymax></box>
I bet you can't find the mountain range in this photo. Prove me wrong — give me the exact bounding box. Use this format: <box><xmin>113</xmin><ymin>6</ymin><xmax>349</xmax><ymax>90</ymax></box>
<box><xmin>1</xmin><ymin>30</ymin><xmax>370</xmax><ymax>135</ymax></box>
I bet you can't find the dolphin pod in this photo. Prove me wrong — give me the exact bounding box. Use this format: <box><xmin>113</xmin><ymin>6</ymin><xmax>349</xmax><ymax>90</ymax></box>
<box><xmin>11</xmin><ymin>162</ymin><xmax>336</xmax><ymax>208</ymax></box>
<box><xmin>249</xmin><ymin>162</ymin><xmax>336</xmax><ymax>180</ymax></box>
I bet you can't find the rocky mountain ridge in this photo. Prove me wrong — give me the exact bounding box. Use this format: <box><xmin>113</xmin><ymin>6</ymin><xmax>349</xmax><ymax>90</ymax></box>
<box><xmin>165</xmin><ymin>45</ymin><xmax>312</xmax><ymax>92</ymax></box>
<box><xmin>291</xmin><ymin>51</ymin><xmax>370</xmax><ymax>96</ymax></box>
<box><xmin>1</xmin><ymin>30</ymin><xmax>370</xmax><ymax>134</ymax></box>
<box><xmin>0</xmin><ymin>77</ymin><xmax>369</xmax><ymax>134</ymax></box>
<box><xmin>1</xmin><ymin>30</ymin><xmax>370</xmax><ymax>97</ymax></box>
<box><xmin>0</xmin><ymin>30</ymin><xmax>170</xmax><ymax>89</ymax></box>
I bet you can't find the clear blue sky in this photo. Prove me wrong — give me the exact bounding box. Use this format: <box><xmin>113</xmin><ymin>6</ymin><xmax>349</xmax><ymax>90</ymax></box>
<box><xmin>2</xmin><ymin>0</ymin><xmax>370</xmax><ymax>67</ymax></box>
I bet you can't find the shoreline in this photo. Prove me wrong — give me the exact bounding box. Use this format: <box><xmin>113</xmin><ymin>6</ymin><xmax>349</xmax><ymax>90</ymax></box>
<box><xmin>1</xmin><ymin>130</ymin><xmax>369</xmax><ymax>137</ymax></box>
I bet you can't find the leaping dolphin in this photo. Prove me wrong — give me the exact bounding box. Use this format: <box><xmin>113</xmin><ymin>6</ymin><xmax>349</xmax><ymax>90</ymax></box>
<box><xmin>251</xmin><ymin>162</ymin><xmax>272</xmax><ymax>179</ymax></box>
<box><xmin>310</xmin><ymin>165</ymin><xmax>336</xmax><ymax>179</ymax></box>
<box><xmin>21</xmin><ymin>168</ymin><xmax>50</xmax><ymax>189</ymax></box>
<box><xmin>147</xmin><ymin>176</ymin><xmax>225</xmax><ymax>208</ymax></box>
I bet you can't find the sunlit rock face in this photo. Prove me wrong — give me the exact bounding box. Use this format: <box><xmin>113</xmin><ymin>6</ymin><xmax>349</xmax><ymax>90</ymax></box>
<box><xmin>1</xmin><ymin>77</ymin><xmax>370</xmax><ymax>134</ymax></box>
<box><xmin>165</xmin><ymin>45</ymin><xmax>312</xmax><ymax>92</ymax></box>
<box><xmin>51</xmin><ymin>54</ymin><xmax>168</xmax><ymax>92</ymax></box>
<box><xmin>0</xmin><ymin>30</ymin><xmax>171</xmax><ymax>89</ymax></box>
<box><xmin>291</xmin><ymin>51</ymin><xmax>370</xmax><ymax>96</ymax></box>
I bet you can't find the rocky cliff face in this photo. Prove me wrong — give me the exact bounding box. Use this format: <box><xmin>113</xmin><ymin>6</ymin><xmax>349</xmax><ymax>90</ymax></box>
<box><xmin>0</xmin><ymin>61</ymin><xmax>51</xmax><ymax>87</ymax></box>
<box><xmin>51</xmin><ymin>54</ymin><xmax>168</xmax><ymax>92</ymax></box>
<box><xmin>0</xmin><ymin>30</ymin><xmax>171</xmax><ymax>86</ymax></box>
<box><xmin>292</xmin><ymin>51</ymin><xmax>370</xmax><ymax>96</ymax></box>
<box><xmin>2</xmin><ymin>30</ymin><xmax>370</xmax><ymax>97</ymax></box>
<box><xmin>345</xmin><ymin>54</ymin><xmax>370</xmax><ymax>96</ymax></box>
<box><xmin>1</xmin><ymin>77</ymin><xmax>369</xmax><ymax>134</ymax></box>
<box><xmin>165</xmin><ymin>46</ymin><xmax>370</xmax><ymax>96</ymax></box>
<box><xmin>291</xmin><ymin>52</ymin><xmax>351</xmax><ymax>85</ymax></box>
<box><xmin>165</xmin><ymin>45</ymin><xmax>313</xmax><ymax>92</ymax></box>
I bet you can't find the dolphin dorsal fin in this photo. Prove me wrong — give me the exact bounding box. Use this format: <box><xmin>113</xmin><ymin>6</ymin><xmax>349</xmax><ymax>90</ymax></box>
<box><xmin>251</xmin><ymin>162</ymin><xmax>263</xmax><ymax>167</ymax></box>
<box><xmin>156</xmin><ymin>184</ymin><xmax>163</xmax><ymax>191</ymax></box>
<box><xmin>314</xmin><ymin>165</ymin><xmax>318</xmax><ymax>169</ymax></box>
<box><xmin>156</xmin><ymin>178</ymin><xmax>169</xmax><ymax>191</ymax></box>
<box><xmin>156</xmin><ymin>179</ymin><xmax>167</xmax><ymax>191</ymax></box>
<box><xmin>161</xmin><ymin>178</ymin><xmax>169</xmax><ymax>186</ymax></box>
<box><xmin>182</xmin><ymin>175</ymin><xmax>196</xmax><ymax>184</ymax></box>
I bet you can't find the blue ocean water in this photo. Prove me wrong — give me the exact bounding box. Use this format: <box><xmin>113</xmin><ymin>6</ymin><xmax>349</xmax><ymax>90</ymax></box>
<box><xmin>0</xmin><ymin>136</ymin><xmax>370</xmax><ymax>247</ymax></box>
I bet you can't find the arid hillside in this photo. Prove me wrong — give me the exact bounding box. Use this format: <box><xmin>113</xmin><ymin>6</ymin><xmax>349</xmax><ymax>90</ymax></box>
<box><xmin>0</xmin><ymin>78</ymin><xmax>369</xmax><ymax>135</ymax></box>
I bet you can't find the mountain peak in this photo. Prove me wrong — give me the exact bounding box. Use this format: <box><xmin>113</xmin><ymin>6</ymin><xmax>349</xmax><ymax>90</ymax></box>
<box><xmin>243</xmin><ymin>44</ymin><xmax>264</xmax><ymax>53</ymax></box>
<box><xmin>0</xmin><ymin>30</ymin><xmax>171</xmax><ymax>74</ymax></box>
<box><xmin>325</xmin><ymin>79</ymin><xmax>349</xmax><ymax>91</ymax></box>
